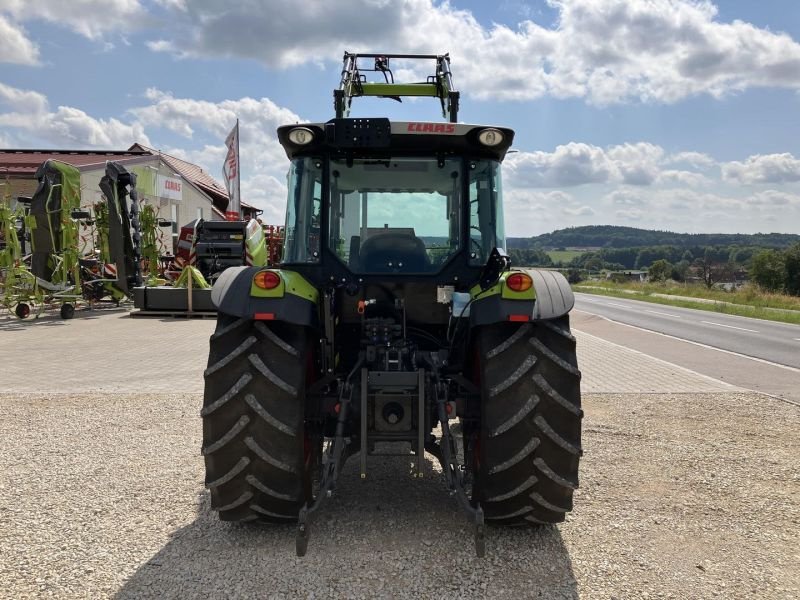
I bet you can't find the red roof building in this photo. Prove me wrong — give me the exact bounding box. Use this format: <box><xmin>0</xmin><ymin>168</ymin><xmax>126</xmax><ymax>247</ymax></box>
<box><xmin>128</xmin><ymin>143</ymin><xmax>259</xmax><ymax>219</ymax></box>
<box><xmin>0</xmin><ymin>146</ymin><xmax>260</xmax><ymax>221</ymax></box>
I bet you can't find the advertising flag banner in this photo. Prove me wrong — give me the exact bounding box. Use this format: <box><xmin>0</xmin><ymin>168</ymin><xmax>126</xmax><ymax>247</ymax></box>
<box><xmin>223</xmin><ymin>120</ymin><xmax>241</xmax><ymax>221</ymax></box>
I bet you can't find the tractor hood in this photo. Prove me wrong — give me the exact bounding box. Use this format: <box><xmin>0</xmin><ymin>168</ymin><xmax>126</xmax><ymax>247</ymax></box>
<box><xmin>277</xmin><ymin>119</ymin><xmax>515</xmax><ymax>161</ymax></box>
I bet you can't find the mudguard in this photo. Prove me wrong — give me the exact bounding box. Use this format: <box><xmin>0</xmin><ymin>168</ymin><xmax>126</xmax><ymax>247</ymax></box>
<box><xmin>212</xmin><ymin>266</ymin><xmax>319</xmax><ymax>326</ymax></box>
<box><xmin>527</xmin><ymin>268</ymin><xmax>574</xmax><ymax>320</ymax></box>
<box><xmin>469</xmin><ymin>268</ymin><xmax>574</xmax><ymax>326</ymax></box>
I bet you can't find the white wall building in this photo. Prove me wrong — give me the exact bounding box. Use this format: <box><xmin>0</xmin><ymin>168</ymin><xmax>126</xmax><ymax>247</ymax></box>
<box><xmin>0</xmin><ymin>148</ymin><xmax>226</xmax><ymax>254</ymax></box>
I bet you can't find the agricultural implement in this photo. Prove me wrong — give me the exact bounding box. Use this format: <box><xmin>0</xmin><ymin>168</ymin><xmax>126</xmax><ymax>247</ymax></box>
<box><xmin>201</xmin><ymin>52</ymin><xmax>583</xmax><ymax>557</ymax></box>
<box><xmin>1</xmin><ymin>160</ymin><xmax>144</xmax><ymax>319</ymax></box>
<box><xmin>132</xmin><ymin>216</ymin><xmax>268</xmax><ymax>315</ymax></box>
<box><xmin>0</xmin><ymin>160</ymin><xmax>84</xmax><ymax>318</ymax></box>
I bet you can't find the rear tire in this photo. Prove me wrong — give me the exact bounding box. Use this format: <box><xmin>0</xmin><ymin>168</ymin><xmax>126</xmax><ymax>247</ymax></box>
<box><xmin>202</xmin><ymin>314</ymin><xmax>310</xmax><ymax>522</ymax></box>
<box><xmin>473</xmin><ymin>317</ymin><xmax>582</xmax><ymax>525</ymax></box>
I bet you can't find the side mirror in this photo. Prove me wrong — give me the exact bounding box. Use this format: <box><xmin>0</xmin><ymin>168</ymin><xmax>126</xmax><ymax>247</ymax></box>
<box><xmin>478</xmin><ymin>247</ymin><xmax>510</xmax><ymax>290</ymax></box>
<box><xmin>158</xmin><ymin>219</ymin><xmax>173</xmax><ymax>227</ymax></box>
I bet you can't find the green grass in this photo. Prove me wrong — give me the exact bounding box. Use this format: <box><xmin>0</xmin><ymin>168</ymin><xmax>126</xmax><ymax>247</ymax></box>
<box><xmin>573</xmin><ymin>281</ymin><xmax>800</xmax><ymax>325</ymax></box>
<box><xmin>547</xmin><ymin>249</ymin><xmax>584</xmax><ymax>263</ymax></box>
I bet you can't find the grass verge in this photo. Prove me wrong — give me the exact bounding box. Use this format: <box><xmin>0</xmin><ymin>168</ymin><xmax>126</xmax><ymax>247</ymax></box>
<box><xmin>574</xmin><ymin>284</ymin><xmax>800</xmax><ymax>326</ymax></box>
<box><xmin>547</xmin><ymin>249</ymin><xmax>584</xmax><ymax>263</ymax></box>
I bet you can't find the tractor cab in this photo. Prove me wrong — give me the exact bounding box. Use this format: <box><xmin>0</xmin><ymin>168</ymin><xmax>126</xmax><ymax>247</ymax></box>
<box><xmin>276</xmin><ymin>119</ymin><xmax>513</xmax><ymax>285</ymax></box>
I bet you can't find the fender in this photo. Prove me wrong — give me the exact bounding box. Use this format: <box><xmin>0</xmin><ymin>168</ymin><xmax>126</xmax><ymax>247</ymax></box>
<box><xmin>212</xmin><ymin>266</ymin><xmax>319</xmax><ymax>326</ymax></box>
<box><xmin>527</xmin><ymin>268</ymin><xmax>574</xmax><ymax>320</ymax></box>
<box><xmin>469</xmin><ymin>268</ymin><xmax>574</xmax><ymax>326</ymax></box>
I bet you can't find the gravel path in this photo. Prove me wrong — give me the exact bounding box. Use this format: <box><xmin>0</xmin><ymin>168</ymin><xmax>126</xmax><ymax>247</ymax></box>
<box><xmin>1</xmin><ymin>390</ymin><xmax>797</xmax><ymax>599</ymax></box>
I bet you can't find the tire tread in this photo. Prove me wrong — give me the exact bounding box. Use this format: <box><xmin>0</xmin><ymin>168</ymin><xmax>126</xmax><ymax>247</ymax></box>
<box><xmin>474</xmin><ymin>316</ymin><xmax>582</xmax><ymax>525</ymax></box>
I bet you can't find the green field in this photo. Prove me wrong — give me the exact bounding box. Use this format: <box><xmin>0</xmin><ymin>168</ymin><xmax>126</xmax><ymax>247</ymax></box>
<box><xmin>547</xmin><ymin>249</ymin><xmax>584</xmax><ymax>263</ymax></box>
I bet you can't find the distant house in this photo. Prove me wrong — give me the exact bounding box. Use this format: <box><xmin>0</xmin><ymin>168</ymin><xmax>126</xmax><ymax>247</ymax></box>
<box><xmin>606</xmin><ymin>270</ymin><xmax>647</xmax><ymax>283</ymax></box>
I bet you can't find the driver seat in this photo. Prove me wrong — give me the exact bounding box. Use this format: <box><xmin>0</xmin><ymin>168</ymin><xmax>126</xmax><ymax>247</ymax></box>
<box><xmin>358</xmin><ymin>231</ymin><xmax>429</xmax><ymax>272</ymax></box>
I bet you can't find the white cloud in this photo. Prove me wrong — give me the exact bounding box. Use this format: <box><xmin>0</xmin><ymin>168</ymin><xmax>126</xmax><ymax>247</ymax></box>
<box><xmin>745</xmin><ymin>190</ymin><xmax>800</xmax><ymax>206</ymax></box>
<box><xmin>657</xmin><ymin>169</ymin><xmax>711</xmax><ymax>187</ymax></box>
<box><xmin>505</xmin><ymin>143</ymin><xmax>616</xmax><ymax>187</ymax></box>
<box><xmin>668</xmin><ymin>189</ymin><xmax>741</xmax><ymax>210</ymax></box>
<box><xmin>664</xmin><ymin>151</ymin><xmax>716</xmax><ymax>170</ymax></box>
<box><xmin>604</xmin><ymin>188</ymin><xmax>647</xmax><ymax>206</ymax></box>
<box><xmin>505</xmin><ymin>141</ymin><xmax>706</xmax><ymax>189</ymax></box>
<box><xmin>146</xmin><ymin>0</ymin><xmax>800</xmax><ymax>105</ymax></box>
<box><xmin>504</xmin><ymin>181</ymin><xmax>799</xmax><ymax>236</ymax></box>
<box><xmin>614</xmin><ymin>208</ymin><xmax>643</xmax><ymax>221</ymax></box>
<box><xmin>0</xmin><ymin>82</ymin><xmax>48</xmax><ymax>114</ymax></box>
<box><xmin>505</xmin><ymin>189</ymin><xmax>573</xmax><ymax>211</ymax></box>
<box><xmin>0</xmin><ymin>83</ymin><xmax>149</xmax><ymax>148</ymax></box>
<box><xmin>153</xmin><ymin>0</ymin><xmax>187</xmax><ymax>10</ymax></box>
<box><xmin>722</xmin><ymin>153</ymin><xmax>800</xmax><ymax>184</ymax></box>
<box><xmin>2</xmin><ymin>0</ymin><xmax>147</xmax><ymax>41</ymax></box>
<box><xmin>145</xmin><ymin>40</ymin><xmax>178</xmax><ymax>54</ymax></box>
<box><xmin>502</xmin><ymin>189</ymin><xmax>577</xmax><ymax>234</ymax></box>
<box><xmin>563</xmin><ymin>205</ymin><xmax>595</xmax><ymax>216</ymax></box>
<box><xmin>0</xmin><ymin>14</ymin><xmax>39</xmax><ymax>65</ymax></box>
<box><xmin>606</xmin><ymin>143</ymin><xmax>663</xmax><ymax>185</ymax></box>
<box><xmin>130</xmin><ymin>88</ymin><xmax>303</xmax><ymax>217</ymax></box>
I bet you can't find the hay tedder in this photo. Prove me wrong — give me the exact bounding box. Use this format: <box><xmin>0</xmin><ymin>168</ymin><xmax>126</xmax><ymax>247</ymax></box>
<box><xmin>0</xmin><ymin>160</ymin><xmax>143</xmax><ymax>319</ymax></box>
<box><xmin>201</xmin><ymin>53</ymin><xmax>583</xmax><ymax>557</ymax></box>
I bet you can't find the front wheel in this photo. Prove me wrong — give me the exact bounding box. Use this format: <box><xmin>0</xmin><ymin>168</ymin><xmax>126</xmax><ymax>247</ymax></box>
<box><xmin>472</xmin><ymin>317</ymin><xmax>583</xmax><ymax>525</ymax></box>
<box><xmin>15</xmin><ymin>303</ymin><xmax>31</xmax><ymax>319</ymax></box>
<box><xmin>60</xmin><ymin>303</ymin><xmax>75</xmax><ymax>319</ymax></box>
<box><xmin>202</xmin><ymin>315</ymin><xmax>312</xmax><ymax>522</ymax></box>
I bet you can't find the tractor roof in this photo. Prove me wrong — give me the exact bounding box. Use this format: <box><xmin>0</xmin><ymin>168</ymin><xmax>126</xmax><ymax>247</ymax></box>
<box><xmin>277</xmin><ymin>119</ymin><xmax>515</xmax><ymax>162</ymax></box>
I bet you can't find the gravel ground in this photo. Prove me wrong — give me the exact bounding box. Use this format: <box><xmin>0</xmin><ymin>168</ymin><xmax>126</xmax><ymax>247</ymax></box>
<box><xmin>1</xmin><ymin>390</ymin><xmax>797</xmax><ymax>599</ymax></box>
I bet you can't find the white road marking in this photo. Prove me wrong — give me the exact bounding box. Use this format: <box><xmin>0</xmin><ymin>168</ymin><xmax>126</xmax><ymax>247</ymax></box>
<box><xmin>645</xmin><ymin>309</ymin><xmax>682</xmax><ymax>318</ymax></box>
<box><xmin>605</xmin><ymin>302</ymin><xmax>629</xmax><ymax>308</ymax></box>
<box><xmin>573</xmin><ymin>309</ymin><xmax>800</xmax><ymax>373</ymax></box>
<box><xmin>700</xmin><ymin>320</ymin><xmax>759</xmax><ymax>333</ymax></box>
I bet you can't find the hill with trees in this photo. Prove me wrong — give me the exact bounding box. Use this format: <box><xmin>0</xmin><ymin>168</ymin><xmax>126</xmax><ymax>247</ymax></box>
<box><xmin>508</xmin><ymin>226</ymin><xmax>800</xmax><ymax>250</ymax></box>
<box><xmin>506</xmin><ymin>226</ymin><xmax>800</xmax><ymax>295</ymax></box>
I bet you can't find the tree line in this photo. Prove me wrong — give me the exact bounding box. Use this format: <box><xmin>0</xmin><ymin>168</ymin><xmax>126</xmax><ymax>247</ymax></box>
<box><xmin>749</xmin><ymin>244</ymin><xmax>800</xmax><ymax>295</ymax></box>
<box><xmin>509</xmin><ymin>244</ymin><xmax>760</xmax><ymax>271</ymax></box>
<box><xmin>508</xmin><ymin>243</ymin><xmax>800</xmax><ymax>296</ymax></box>
<box><xmin>508</xmin><ymin>225</ymin><xmax>800</xmax><ymax>250</ymax></box>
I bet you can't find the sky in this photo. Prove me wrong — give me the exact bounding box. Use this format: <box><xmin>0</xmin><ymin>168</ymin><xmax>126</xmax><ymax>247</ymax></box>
<box><xmin>1</xmin><ymin>0</ymin><xmax>800</xmax><ymax>237</ymax></box>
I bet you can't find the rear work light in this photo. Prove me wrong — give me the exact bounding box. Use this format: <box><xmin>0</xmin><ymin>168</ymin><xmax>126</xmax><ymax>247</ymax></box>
<box><xmin>506</xmin><ymin>272</ymin><xmax>533</xmax><ymax>292</ymax></box>
<box><xmin>288</xmin><ymin>127</ymin><xmax>314</xmax><ymax>145</ymax></box>
<box><xmin>253</xmin><ymin>270</ymin><xmax>281</xmax><ymax>290</ymax></box>
<box><xmin>478</xmin><ymin>128</ymin><xmax>504</xmax><ymax>147</ymax></box>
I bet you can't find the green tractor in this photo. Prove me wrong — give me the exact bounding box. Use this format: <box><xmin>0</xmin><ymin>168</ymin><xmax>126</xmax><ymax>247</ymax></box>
<box><xmin>202</xmin><ymin>53</ymin><xmax>582</xmax><ymax>556</ymax></box>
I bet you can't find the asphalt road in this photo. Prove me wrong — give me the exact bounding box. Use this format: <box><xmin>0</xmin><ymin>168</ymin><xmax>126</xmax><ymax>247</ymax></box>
<box><xmin>574</xmin><ymin>292</ymin><xmax>800</xmax><ymax>369</ymax></box>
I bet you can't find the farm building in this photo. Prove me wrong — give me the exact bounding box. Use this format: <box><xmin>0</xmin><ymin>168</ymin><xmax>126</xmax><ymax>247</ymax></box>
<box><xmin>0</xmin><ymin>146</ymin><xmax>260</xmax><ymax>251</ymax></box>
